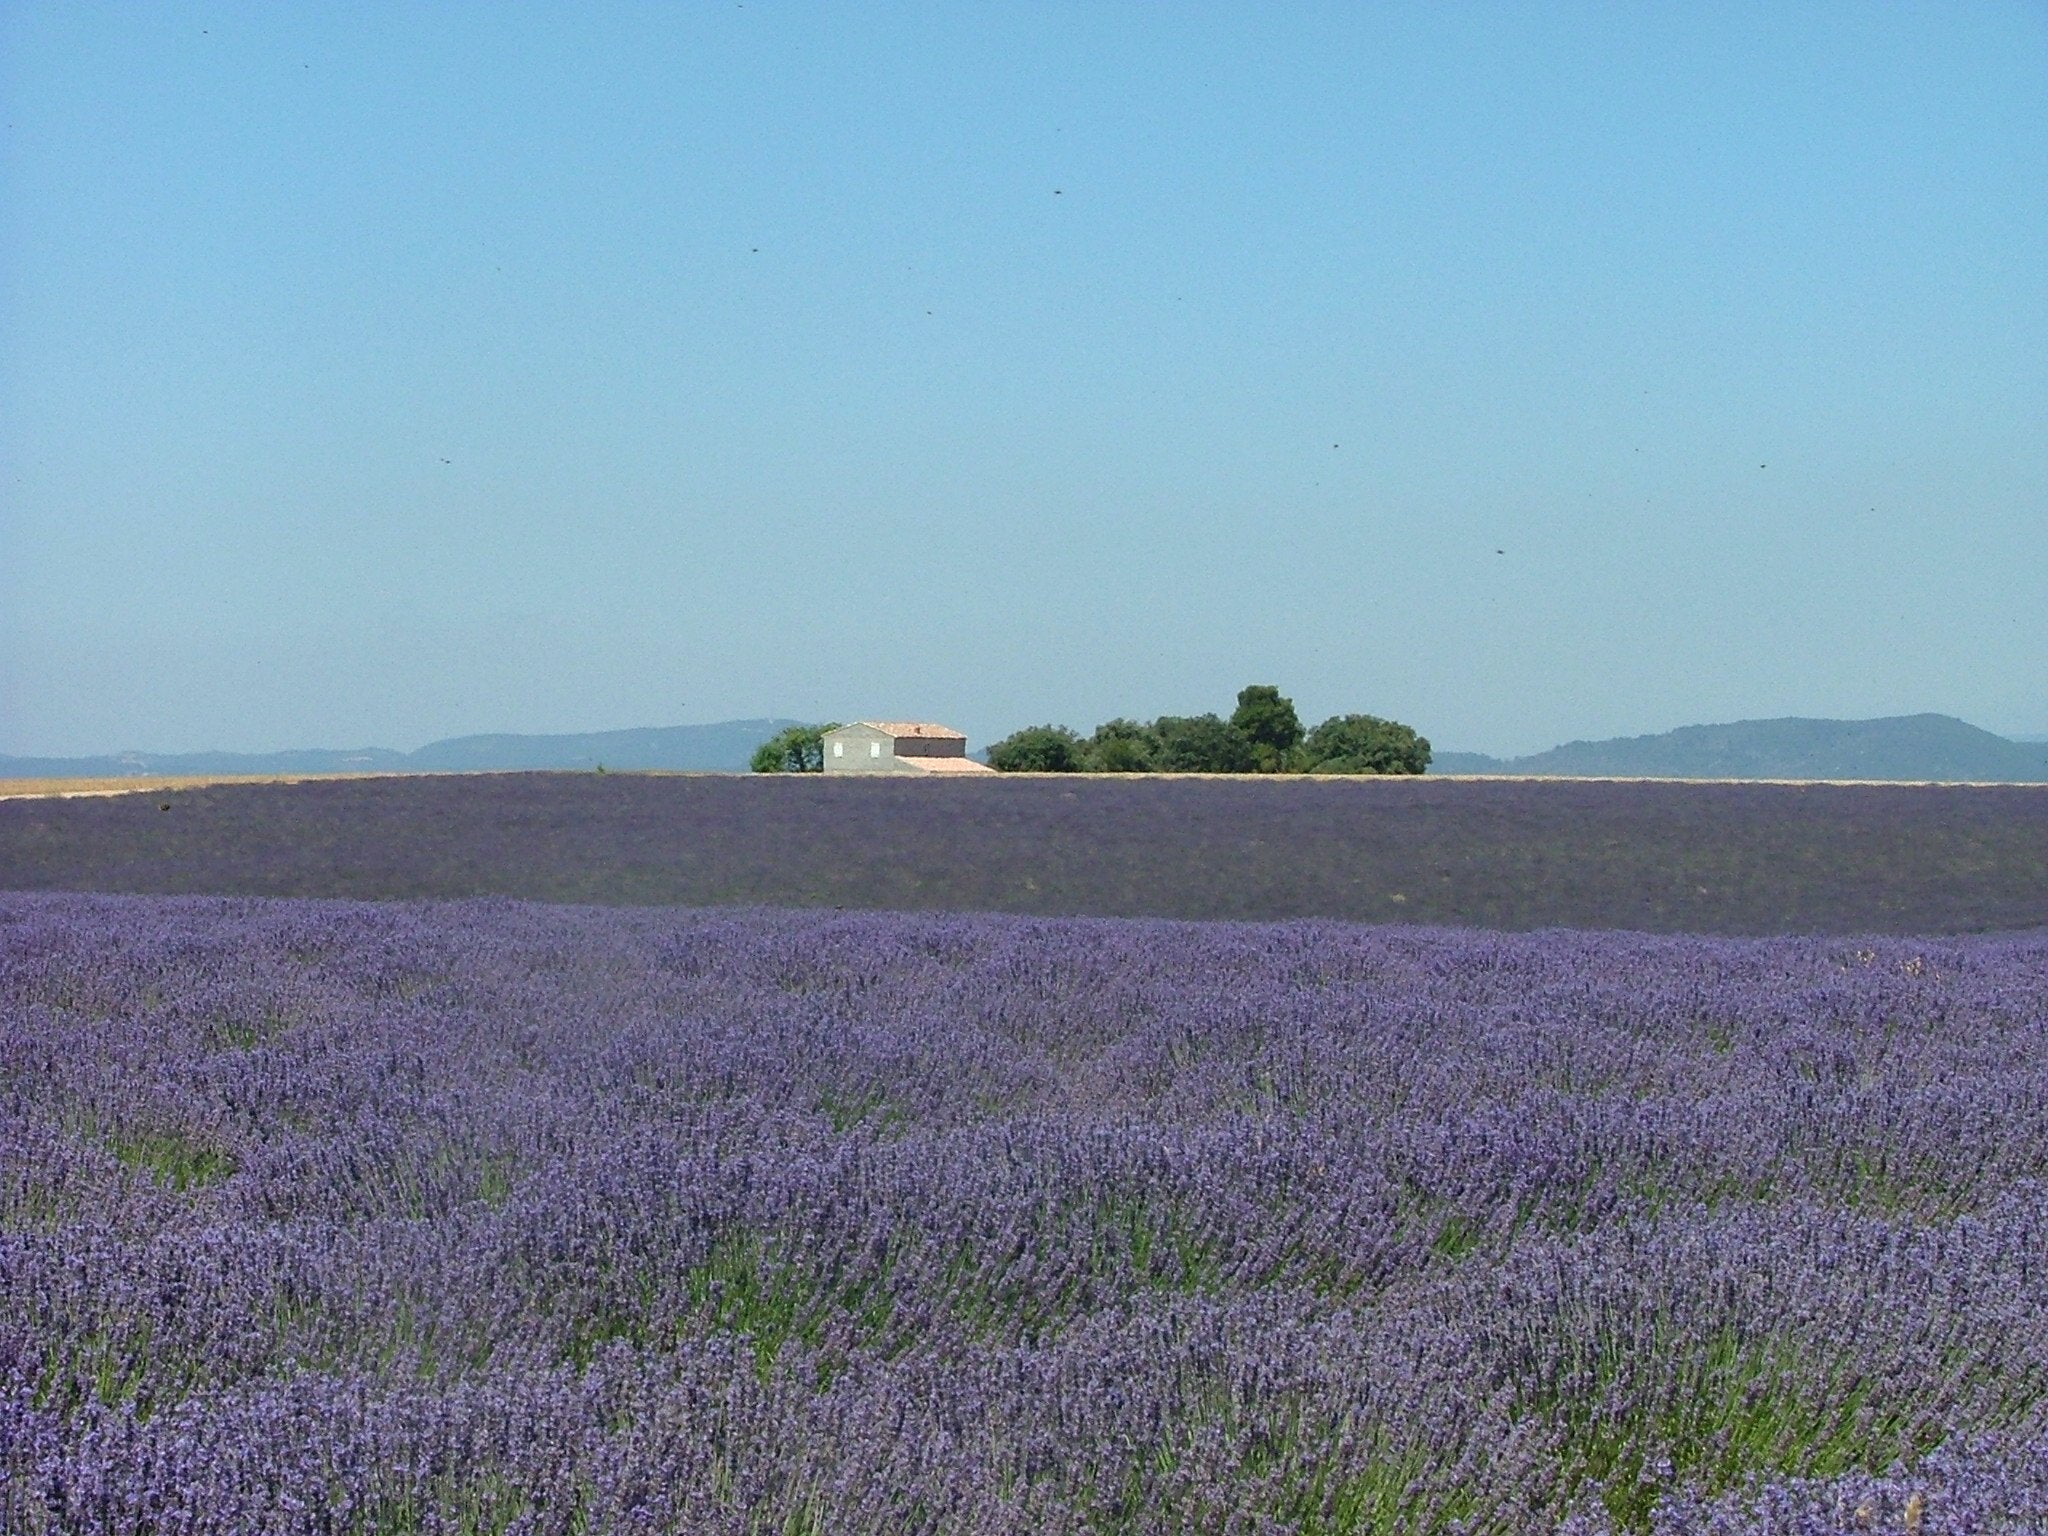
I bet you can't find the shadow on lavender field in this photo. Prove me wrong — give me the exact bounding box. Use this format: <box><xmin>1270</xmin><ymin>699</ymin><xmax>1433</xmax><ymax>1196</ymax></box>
<box><xmin>2</xmin><ymin>773</ymin><xmax>2045</xmax><ymax>933</ymax></box>
<box><xmin>4</xmin><ymin>894</ymin><xmax>2046</xmax><ymax>1532</ymax></box>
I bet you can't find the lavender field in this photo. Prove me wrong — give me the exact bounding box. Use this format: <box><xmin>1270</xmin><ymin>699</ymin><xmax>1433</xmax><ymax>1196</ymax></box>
<box><xmin>3</xmin><ymin>774</ymin><xmax>2046</xmax><ymax>933</ymax></box>
<box><xmin>4</xmin><ymin>891</ymin><xmax>2047</xmax><ymax>1532</ymax></box>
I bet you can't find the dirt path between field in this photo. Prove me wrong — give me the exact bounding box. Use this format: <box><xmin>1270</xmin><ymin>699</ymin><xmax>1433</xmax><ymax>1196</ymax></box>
<box><xmin>4</xmin><ymin>770</ymin><xmax>2040</xmax><ymax>801</ymax></box>
<box><xmin>0</xmin><ymin>773</ymin><xmax>415</xmax><ymax>801</ymax></box>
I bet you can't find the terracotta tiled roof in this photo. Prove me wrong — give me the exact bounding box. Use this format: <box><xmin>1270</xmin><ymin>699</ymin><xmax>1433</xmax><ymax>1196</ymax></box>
<box><xmin>857</xmin><ymin>722</ymin><xmax>966</xmax><ymax>739</ymax></box>
<box><xmin>899</xmin><ymin>755</ymin><xmax>996</xmax><ymax>774</ymax></box>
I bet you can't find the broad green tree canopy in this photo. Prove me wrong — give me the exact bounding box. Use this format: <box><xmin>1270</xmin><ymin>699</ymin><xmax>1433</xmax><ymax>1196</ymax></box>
<box><xmin>987</xmin><ymin>725</ymin><xmax>1088</xmax><ymax>772</ymax></box>
<box><xmin>1301</xmin><ymin>715</ymin><xmax>1431</xmax><ymax>775</ymax></box>
<box><xmin>750</xmin><ymin>723</ymin><xmax>839</xmax><ymax>773</ymax></box>
<box><xmin>1230</xmin><ymin>685</ymin><xmax>1303</xmax><ymax>770</ymax></box>
<box><xmin>1085</xmin><ymin>718</ymin><xmax>1158</xmax><ymax>773</ymax></box>
<box><xmin>1152</xmin><ymin>714</ymin><xmax>1258</xmax><ymax>775</ymax></box>
<box><xmin>988</xmin><ymin>689</ymin><xmax>1428</xmax><ymax>776</ymax></box>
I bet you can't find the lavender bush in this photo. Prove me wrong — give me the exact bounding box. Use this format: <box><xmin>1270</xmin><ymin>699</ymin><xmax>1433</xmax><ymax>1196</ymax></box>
<box><xmin>3</xmin><ymin>892</ymin><xmax>2045</xmax><ymax>1532</ymax></box>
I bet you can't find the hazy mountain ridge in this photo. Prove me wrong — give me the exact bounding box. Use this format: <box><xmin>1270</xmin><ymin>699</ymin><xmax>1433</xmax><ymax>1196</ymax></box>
<box><xmin>13</xmin><ymin>714</ymin><xmax>2044</xmax><ymax>783</ymax></box>
<box><xmin>0</xmin><ymin>720</ymin><xmax>803</xmax><ymax>779</ymax></box>
<box><xmin>1433</xmin><ymin>714</ymin><xmax>2048</xmax><ymax>782</ymax></box>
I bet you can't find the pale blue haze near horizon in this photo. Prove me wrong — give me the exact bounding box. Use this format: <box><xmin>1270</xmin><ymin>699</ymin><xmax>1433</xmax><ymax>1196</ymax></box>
<box><xmin>3</xmin><ymin>2</ymin><xmax>2043</xmax><ymax>759</ymax></box>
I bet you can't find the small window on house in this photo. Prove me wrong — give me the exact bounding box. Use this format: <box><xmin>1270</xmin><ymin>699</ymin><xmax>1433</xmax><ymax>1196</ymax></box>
<box><xmin>832</xmin><ymin>741</ymin><xmax>843</xmax><ymax>757</ymax></box>
<box><xmin>870</xmin><ymin>741</ymin><xmax>882</xmax><ymax>758</ymax></box>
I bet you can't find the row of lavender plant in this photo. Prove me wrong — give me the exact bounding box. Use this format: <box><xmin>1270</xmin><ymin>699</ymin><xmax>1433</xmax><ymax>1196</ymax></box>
<box><xmin>6</xmin><ymin>772</ymin><xmax>2046</xmax><ymax>934</ymax></box>
<box><xmin>3</xmin><ymin>892</ymin><xmax>2045</xmax><ymax>1532</ymax></box>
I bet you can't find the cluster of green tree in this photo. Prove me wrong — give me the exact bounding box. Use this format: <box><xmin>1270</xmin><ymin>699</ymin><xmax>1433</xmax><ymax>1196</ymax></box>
<box><xmin>750</xmin><ymin>723</ymin><xmax>840</xmax><ymax>772</ymax></box>
<box><xmin>986</xmin><ymin>687</ymin><xmax>1429</xmax><ymax>775</ymax></box>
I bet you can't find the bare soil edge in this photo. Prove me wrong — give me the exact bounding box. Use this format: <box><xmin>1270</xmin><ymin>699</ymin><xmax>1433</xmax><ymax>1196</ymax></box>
<box><xmin>0</xmin><ymin>773</ymin><xmax>409</xmax><ymax>801</ymax></box>
<box><xmin>4</xmin><ymin>770</ymin><xmax>2042</xmax><ymax>801</ymax></box>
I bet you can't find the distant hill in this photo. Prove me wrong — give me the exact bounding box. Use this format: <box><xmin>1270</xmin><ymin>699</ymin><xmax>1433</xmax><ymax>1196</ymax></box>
<box><xmin>1431</xmin><ymin>714</ymin><xmax>2048</xmax><ymax>782</ymax></box>
<box><xmin>403</xmin><ymin>722</ymin><xmax>803</xmax><ymax>772</ymax></box>
<box><xmin>1430</xmin><ymin>750</ymin><xmax>1516</xmax><ymax>775</ymax></box>
<box><xmin>0</xmin><ymin>719</ymin><xmax>803</xmax><ymax>779</ymax></box>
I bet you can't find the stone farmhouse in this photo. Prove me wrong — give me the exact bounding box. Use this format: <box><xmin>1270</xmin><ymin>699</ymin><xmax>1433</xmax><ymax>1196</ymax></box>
<box><xmin>821</xmin><ymin>722</ymin><xmax>995</xmax><ymax>775</ymax></box>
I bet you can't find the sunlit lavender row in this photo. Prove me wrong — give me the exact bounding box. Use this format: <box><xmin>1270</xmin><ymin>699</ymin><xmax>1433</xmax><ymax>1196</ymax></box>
<box><xmin>4</xmin><ymin>892</ymin><xmax>2046</xmax><ymax>1533</ymax></box>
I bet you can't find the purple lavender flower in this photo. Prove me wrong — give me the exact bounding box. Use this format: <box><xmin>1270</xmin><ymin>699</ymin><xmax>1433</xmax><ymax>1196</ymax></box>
<box><xmin>3</xmin><ymin>893</ymin><xmax>2044</xmax><ymax>1532</ymax></box>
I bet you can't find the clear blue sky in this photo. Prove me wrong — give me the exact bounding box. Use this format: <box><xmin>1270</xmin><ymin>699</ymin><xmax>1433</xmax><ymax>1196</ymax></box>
<box><xmin>4</xmin><ymin>2</ymin><xmax>2043</xmax><ymax>758</ymax></box>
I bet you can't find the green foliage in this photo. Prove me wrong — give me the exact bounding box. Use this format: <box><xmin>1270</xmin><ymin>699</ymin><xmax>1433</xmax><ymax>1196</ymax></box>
<box><xmin>1531</xmin><ymin>1328</ymin><xmax>1925</xmax><ymax>1534</ymax></box>
<box><xmin>106</xmin><ymin>1128</ymin><xmax>237</xmax><ymax>1191</ymax></box>
<box><xmin>1152</xmin><ymin>714</ymin><xmax>1258</xmax><ymax>774</ymax></box>
<box><xmin>1085</xmin><ymin>718</ymin><xmax>1159</xmax><ymax>773</ymax></box>
<box><xmin>206</xmin><ymin>1007</ymin><xmax>295</xmax><ymax>1052</ymax></box>
<box><xmin>1302</xmin><ymin>714</ymin><xmax>1431</xmax><ymax>775</ymax></box>
<box><xmin>1230</xmin><ymin>685</ymin><xmax>1303</xmax><ymax>770</ymax></box>
<box><xmin>749</xmin><ymin>723</ymin><xmax>840</xmax><ymax>773</ymax></box>
<box><xmin>989</xmin><ymin>689</ymin><xmax>1426</xmax><ymax>777</ymax></box>
<box><xmin>686</xmin><ymin>1231</ymin><xmax>898</xmax><ymax>1381</ymax></box>
<box><xmin>987</xmin><ymin>725</ymin><xmax>1088</xmax><ymax>772</ymax></box>
<box><xmin>814</xmin><ymin>1088</ymin><xmax>908</xmax><ymax>1134</ymax></box>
